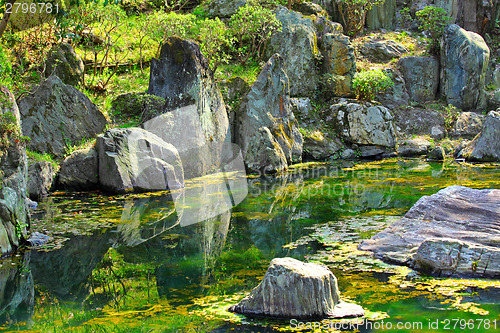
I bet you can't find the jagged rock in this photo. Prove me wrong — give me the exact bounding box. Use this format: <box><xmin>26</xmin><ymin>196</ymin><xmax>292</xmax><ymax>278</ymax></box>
<box><xmin>303</xmin><ymin>132</ymin><xmax>343</xmax><ymax>160</ymax></box>
<box><xmin>399</xmin><ymin>56</ymin><xmax>440</xmax><ymax>103</ymax></box>
<box><xmin>366</xmin><ymin>0</ymin><xmax>396</xmax><ymax>29</ymax></box>
<box><xmin>27</xmin><ymin>161</ymin><xmax>55</xmax><ymax>200</ymax></box>
<box><xmin>460</xmin><ymin>110</ymin><xmax>500</xmax><ymax>161</ymax></box>
<box><xmin>397</xmin><ymin>137</ymin><xmax>433</xmax><ymax>157</ymax></box>
<box><xmin>229</xmin><ymin>257</ymin><xmax>364</xmax><ymax>319</ymax></box>
<box><xmin>97</xmin><ymin>128</ymin><xmax>184</xmax><ymax>193</ymax></box>
<box><xmin>44</xmin><ymin>43</ymin><xmax>84</xmax><ymax>86</ymax></box>
<box><xmin>312</xmin><ymin>15</ymin><xmax>343</xmax><ymax>43</ymax></box>
<box><xmin>360</xmin><ymin>38</ymin><xmax>408</xmax><ymax>62</ymax></box>
<box><xmin>450</xmin><ymin>111</ymin><xmax>485</xmax><ymax>139</ymax></box>
<box><xmin>147</xmin><ymin>37</ymin><xmax>231</xmax><ymax>179</ymax></box>
<box><xmin>290</xmin><ymin>97</ymin><xmax>313</xmax><ymax>117</ymax></box>
<box><xmin>360</xmin><ymin>185</ymin><xmax>500</xmax><ymax>278</ymax></box>
<box><xmin>392</xmin><ymin>106</ymin><xmax>447</xmax><ymax>138</ymax></box>
<box><xmin>440</xmin><ymin>24</ymin><xmax>490</xmax><ymax>110</ymax></box>
<box><xmin>321</xmin><ymin>33</ymin><xmax>356</xmax><ymax>96</ymax></box>
<box><xmin>18</xmin><ymin>75</ymin><xmax>108</xmax><ymax>158</ymax></box>
<box><xmin>235</xmin><ymin>54</ymin><xmax>303</xmax><ymax>174</ymax></box>
<box><xmin>329</xmin><ymin>100</ymin><xmax>396</xmax><ymax>148</ymax></box>
<box><xmin>110</xmin><ymin>92</ymin><xmax>165</xmax><ymax>125</ymax></box>
<box><xmin>375</xmin><ymin>69</ymin><xmax>409</xmax><ymax>109</ymax></box>
<box><xmin>0</xmin><ymin>87</ymin><xmax>30</xmax><ymax>255</ymax></box>
<box><xmin>427</xmin><ymin>146</ymin><xmax>446</xmax><ymax>161</ymax></box>
<box><xmin>265</xmin><ymin>6</ymin><xmax>320</xmax><ymax>96</ymax></box>
<box><xmin>57</xmin><ymin>148</ymin><xmax>99</xmax><ymax>190</ymax></box>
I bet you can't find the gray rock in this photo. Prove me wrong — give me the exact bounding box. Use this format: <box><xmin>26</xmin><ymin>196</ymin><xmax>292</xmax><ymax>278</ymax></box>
<box><xmin>303</xmin><ymin>132</ymin><xmax>343</xmax><ymax>160</ymax></box>
<box><xmin>235</xmin><ymin>54</ymin><xmax>303</xmax><ymax>174</ymax></box>
<box><xmin>360</xmin><ymin>38</ymin><xmax>408</xmax><ymax>62</ymax></box>
<box><xmin>290</xmin><ymin>97</ymin><xmax>313</xmax><ymax>118</ymax></box>
<box><xmin>110</xmin><ymin>92</ymin><xmax>165</xmax><ymax>125</ymax></box>
<box><xmin>451</xmin><ymin>111</ymin><xmax>485</xmax><ymax>139</ymax></box>
<box><xmin>366</xmin><ymin>0</ymin><xmax>396</xmax><ymax>30</ymax></box>
<box><xmin>460</xmin><ymin>110</ymin><xmax>500</xmax><ymax>161</ymax></box>
<box><xmin>265</xmin><ymin>6</ymin><xmax>320</xmax><ymax>96</ymax></box>
<box><xmin>359</xmin><ymin>145</ymin><xmax>387</xmax><ymax>157</ymax></box>
<box><xmin>293</xmin><ymin>1</ymin><xmax>325</xmax><ymax>15</ymax></box>
<box><xmin>375</xmin><ymin>69</ymin><xmax>409</xmax><ymax>109</ymax></box>
<box><xmin>440</xmin><ymin>24</ymin><xmax>490</xmax><ymax>110</ymax></box>
<box><xmin>0</xmin><ymin>87</ymin><xmax>30</xmax><ymax>255</ymax></box>
<box><xmin>0</xmin><ymin>254</ymin><xmax>33</xmax><ymax>323</ymax></box>
<box><xmin>45</xmin><ymin>43</ymin><xmax>84</xmax><ymax>86</ymax></box>
<box><xmin>97</xmin><ymin>128</ymin><xmax>184</xmax><ymax>193</ymax></box>
<box><xmin>147</xmin><ymin>37</ymin><xmax>231</xmax><ymax>179</ymax></box>
<box><xmin>27</xmin><ymin>161</ymin><xmax>55</xmax><ymax>200</ymax></box>
<box><xmin>229</xmin><ymin>257</ymin><xmax>364</xmax><ymax>319</ymax></box>
<box><xmin>399</xmin><ymin>56</ymin><xmax>440</xmax><ymax>103</ymax></box>
<box><xmin>492</xmin><ymin>64</ymin><xmax>500</xmax><ymax>88</ymax></box>
<box><xmin>219</xmin><ymin>77</ymin><xmax>249</xmax><ymax>106</ymax></box>
<box><xmin>430</xmin><ymin>125</ymin><xmax>446</xmax><ymax>139</ymax></box>
<box><xmin>18</xmin><ymin>75</ymin><xmax>108</xmax><ymax>157</ymax></box>
<box><xmin>57</xmin><ymin>148</ymin><xmax>99</xmax><ymax>190</ymax></box>
<box><xmin>427</xmin><ymin>146</ymin><xmax>446</xmax><ymax>161</ymax></box>
<box><xmin>360</xmin><ymin>185</ymin><xmax>500</xmax><ymax>278</ymax></box>
<box><xmin>392</xmin><ymin>106</ymin><xmax>447</xmax><ymax>137</ymax></box>
<box><xmin>321</xmin><ymin>33</ymin><xmax>356</xmax><ymax>97</ymax></box>
<box><xmin>206</xmin><ymin>0</ymin><xmax>248</xmax><ymax>18</ymax></box>
<box><xmin>397</xmin><ymin>137</ymin><xmax>433</xmax><ymax>157</ymax></box>
<box><xmin>330</xmin><ymin>100</ymin><xmax>396</xmax><ymax>148</ymax></box>
<box><xmin>312</xmin><ymin>14</ymin><xmax>343</xmax><ymax>43</ymax></box>
<box><xmin>27</xmin><ymin>232</ymin><xmax>51</xmax><ymax>247</ymax></box>
<box><xmin>340</xmin><ymin>148</ymin><xmax>355</xmax><ymax>159</ymax></box>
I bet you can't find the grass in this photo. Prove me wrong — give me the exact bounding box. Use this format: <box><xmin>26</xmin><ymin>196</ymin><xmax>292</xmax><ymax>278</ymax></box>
<box><xmin>215</xmin><ymin>59</ymin><xmax>263</xmax><ymax>85</ymax></box>
<box><xmin>27</xmin><ymin>150</ymin><xmax>60</xmax><ymax>169</ymax></box>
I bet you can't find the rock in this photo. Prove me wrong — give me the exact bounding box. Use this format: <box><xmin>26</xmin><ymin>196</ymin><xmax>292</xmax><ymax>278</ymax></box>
<box><xmin>290</xmin><ymin>97</ymin><xmax>313</xmax><ymax>118</ymax></box>
<box><xmin>340</xmin><ymin>148</ymin><xmax>355</xmax><ymax>159</ymax></box>
<box><xmin>312</xmin><ymin>15</ymin><xmax>343</xmax><ymax>43</ymax></box>
<box><xmin>147</xmin><ymin>37</ymin><xmax>231</xmax><ymax>179</ymax></box>
<box><xmin>229</xmin><ymin>257</ymin><xmax>364</xmax><ymax>319</ymax></box>
<box><xmin>358</xmin><ymin>145</ymin><xmax>387</xmax><ymax>158</ymax></box>
<box><xmin>321</xmin><ymin>33</ymin><xmax>356</xmax><ymax>96</ymax></box>
<box><xmin>235</xmin><ymin>54</ymin><xmax>303</xmax><ymax>174</ymax></box>
<box><xmin>219</xmin><ymin>77</ymin><xmax>249</xmax><ymax>105</ymax></box>
<box><xmin>110</xmin><ymin>92</ymin><xmax>165</xmax><ymax>125</ymax></box>
<box><xmin>492</xmin><ymin>64</ymin><xmax>500</xmax><ymax>88</ymax></box>
<box><xmin>265</xmin><ymin>6</ymin><xmax>320</xmax><ymax>96</ymax></box>
<box><xmin>57</xmin><ymin>148</ymin><xmax>99</xmax><ymax>190</ymax></box>
<box><xmin>329</xmin><ymin>100</ymin><xmax>396</xmax><ymax>148</ymax></box>
<box><xmin>430</xmin><ymin>125</ymin><xmax>446</xmax><ymax>139</ymax></box>
<box><xmin>97</xmin><ymin>127</ymin><xmax>184</xmax><ymax>193</ymax></box>
<box><xmin>375</xmin><ymin>69</ymin><xmax>409</xmax><ymax>109</ymax></box>
<box><xmin>27</xmin><ymin>232</ymin><xmax>51</xmax><ymax>247</ymax></box>
<box><xmin>460</xmin><ymin>110</ymin><xmax>500</xmax><ymax>161</ymax></box>
<box><xmin>303</xmin><ymin>132</ymin><xmax>343</xmax><ymax>160</ymax></box>
<box><xmin>44</xmin><ymin>43</ymin><xmax>84</xmax><ymax>86</ymax></box>
<box><xmin>18</xmin><ymin>75</ymin><xmax>108</xmax><ymax>158</ymax></box>
<box><xmin>398</xmin><ymin>56</ymin><xmax>440</xmax><ymax>103</ymax></box>
<box><xmin>440</xmin><ymin>24</ymin><xmax>490</xmax><ymax>110</ymax></box>
<box><xmin>366</xmin><ymin>0</ymin><xmax>396</xmax><ymax>30</ymax></box>
<box><xmin>360</xmin><ymin>38</ymin><xmax>408</xmax><ymax>62</ymax></box>
<box><xmin>392</xmin><ymin>106</ymin><xmax>447</xmax><ymax>137</ymax></box>
<box><xmin>293</xmin><ymin>1</ymin><xmax>325</xmax><ymax>15</ymax></box>
<box><xmin>360</xmin><ymin>185</ymin><xmax>500</xmax><ymax>278</ymax></box>
<box><xmin>27</xmin><ymin>161</ymin><xmax>55</xmax><ymax>200</ymax></box>
<box><xmin>450</xmin><ymin>111</ymin><xmax>485</xmax><ymax>139</ymax></box>
<box><xmin>0</xmin><ymin>87</ymin><xmax>30</xmax><ymax>256</ymax></box>
<box><xmin>206</xmin><ymin>0</ymin><xmax>248</xmax><ymax>18</ymax></box>
<box><xmin>397</xmin><ymin>137</ymin><xmax>432</xmax><ymax>157</ymax></box>
<box><xmin>427</xmin><ymin>146</ymin><xmax>446</xmax><ymax>161</ymax></box>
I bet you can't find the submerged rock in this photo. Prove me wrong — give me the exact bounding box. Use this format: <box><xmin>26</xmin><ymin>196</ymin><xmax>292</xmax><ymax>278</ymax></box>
<box><xmin>360</xmin><ymin>185</ymin><xmax>500</xmax><ymax>278</ymax></box>
<box><xmin>229</xmin><ymin>257</ymin><xmax>364</xmax><ymax>319</ymax></box>
<box><xmin>459</xmin><ymin>110</ymin><xmax>500</xmax><ymax>161</ymax></box>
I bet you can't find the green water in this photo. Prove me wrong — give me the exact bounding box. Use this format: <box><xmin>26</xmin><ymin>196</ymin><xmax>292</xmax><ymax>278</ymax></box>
<box><xmin>1</xmin><ymin>159</ymin><xmax>499</xmax><ymax>332</ymax></box>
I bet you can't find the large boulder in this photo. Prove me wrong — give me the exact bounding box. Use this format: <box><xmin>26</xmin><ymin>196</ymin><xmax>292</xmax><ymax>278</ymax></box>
<box><xmin>360</xmin><ymin>185</ymin><xmax>500</xmax><ymax>278</ymax></box>
<box><xmin>329</xmin><ymin>100</ymin><xmax>396</xmax><ymax>148</ymax></box>
<box><xmin>366</xmin><ymin>0</ymin><xmax>396</xmax><ymax>30</ymax></box>
<box><xmin>57</xmin><ymin>148</ymin><xmax>99</xmax><ymax>190</ymax></box>
<box><xmin>205</xmin><ymin>0</ymin><xmax>248</xmax><ymax>18</ymax></box>
<box><xmin>374</xmin><ymin>69</ymin><xmax>409</xmax><ymax>109</ymax></box>
<box><xmin>398</xmin><ymin>56</ymin><xmax>440</xmax><ymax>103</ymax></box>
<box><xmin>392</xmin><ymin>106</ymin><xmax>447</xmax><ymax>138</ymax></box>
<box><xmin>147</xmin><ymin>37</ymin><xmax>231</xmax><ymax>179</ymax></box>
<box><xmin>459</xmin><ymin>110</ymin><xmax>500</xmax><ymax>161</ymax></box>
<box><xmin>235</xmin><ymin>54</ymin><xmax>303</xmax><ymax>174</ymax></box>
<box><xmin>359</xmin><ymin>38</ymin><xmax>408</xmax><ymax>63</ymax></box>
<box><xmin>397</xmin><ymin>137</ymin><xmax>433</xmax><ymax>157</ymax></box>
<box><xmin>440</xmin><ymin>24</ymin><xmax>490</xmax><ymax>110</ymax></box>
<box><xmin>27</xmin><ymin>161</ymin><xmax>55</xmax><ymax>200</ymax></box>
<box><xmin>44</xmin><ymin>43</ymin><xmax>84</xmax><ymax>86</ymax></box>
<box><xmin>97</xmin><ymin>128</ymin><xmax>184</xmax><ymax>194</ymax></box>
<box><xmin>229</xmin><ymin>257</ymin><xmax>364</xmax><ymax>319</ymax></box>
<box><xmin>321</xmin><ymin>33</ymin><xmax>357</xmax><ymax>96</ymax></box>
<box><xmin>0</xmin><ymin>87</ymin><xmax>30</xmax><ymax>255</ymax></box>
<box><xmin>265</xmin><ymin>6</ymin><xmax>320</xmax><ymax>96</ymax></box>
<box><xmin>18</xmin><ymin>75</ymin><xmax>108</xmax><ymax>158</ymax></box>
<box><xmin>303</xmin><ymin>132</ymin><xmax>343</xmax><ymax>161</ymax></box>
<box><xmin>450</xmin><ymin>111</ymin><xmax>485</xmax><ymax>139</ymax></box>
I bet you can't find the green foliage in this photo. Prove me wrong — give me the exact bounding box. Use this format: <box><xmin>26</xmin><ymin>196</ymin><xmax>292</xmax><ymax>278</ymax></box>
<box><xmin>0</xmin><ymin>111</ymin><xmax>30</xmax><ymax>148</ymax></box>
<box><xmin>399</xmin><ymin>7</ymin><xmax>413</xmax><ymax>29</ymax></box>
<box><xmin>416</xmin><ymin>6</ymin><xmax>452</xmax><ymax>55</ymax></box>
<box><xmin>352</xmin><ymin>69</ymin><xmax>393</xmax><ymax>101</ymax></box>
<box><xmin>228</xmin><ymin>3</ymin><xmax>282</xmax><ymax>65</ymax></box>
<box><xmin>27</xmin><ymin>150</ymin><xmax>59</xmax><ymax>169</ymax></box>
<box><xmin>0</xmin><ymin>46</ymin><xmax>13</xmax><ymax>88</ymax></box>
<box><xmin>198</xmin><ymin>17</ymin><xmax>232</xmax><ymax>71</ymax></box>
<box><xmin>335</xmin><ymin>0</ymin><xmax>385</xmax><ymax>37</ymax></box>
<box><xmin>443</xmin><ymin>103</ymin><xmax>460</xmax><ymax>130</ymax></box>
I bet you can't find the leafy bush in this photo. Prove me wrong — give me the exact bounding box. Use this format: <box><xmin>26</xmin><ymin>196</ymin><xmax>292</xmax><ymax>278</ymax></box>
<box><xmin>335</xmin><ymin>0</ymin><xmax>385</xmax><ymax>37</ymax></box>
<box><xmin>0</xmin><ymin>46</ymin><xmax>12</xmax><ymax>88</ymax></box>
<box><xmin>416</xmin><ymin>6</ymin><xmax>451</xmax><ymax>55</ymax></box>
<box><xmin>352</xmin><ymin>69</ymin><xmax>393</xmax><ymax>101</ymax></box>
<box><xmin>198</xmin><ymin>18</ymin><xmax>232</xmax><ymax>71</ymax></box>
<box><xmin>228</xmin><ymin>4</ymin><xmax>281</xmax><ymax>65</ymax></box>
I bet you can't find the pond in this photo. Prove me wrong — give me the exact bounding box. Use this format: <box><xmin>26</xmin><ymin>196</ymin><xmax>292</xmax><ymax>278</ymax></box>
<box><xmin>1</xmin><ymin>159</ymin><xmax>499</xmax><ymax>332</ymax></box>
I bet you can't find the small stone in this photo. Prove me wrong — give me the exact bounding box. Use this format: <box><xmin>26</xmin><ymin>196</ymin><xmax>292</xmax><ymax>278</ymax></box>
<box><xmin>427</xmin><ymin>146</ymin><xmax>446</xmax><ymax>161</ymax></box>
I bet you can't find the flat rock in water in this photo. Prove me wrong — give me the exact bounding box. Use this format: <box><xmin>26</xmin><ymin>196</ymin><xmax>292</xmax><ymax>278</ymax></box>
<box><xmin>360</xmin><ymin>185</ymin><xmax>500</xmax><ymax>278</ymax></box>
<box><xmin>228</xmin><ymin>257</ymin><xmax>364</xmax><ymax>319</ymax></box>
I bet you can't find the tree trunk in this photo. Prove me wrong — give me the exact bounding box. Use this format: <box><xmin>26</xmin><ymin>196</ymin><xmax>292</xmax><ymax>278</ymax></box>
<box><xmin>0</xmin><ymin>0</ymin><xmax>17</xmax><ymax>39</ymax></box>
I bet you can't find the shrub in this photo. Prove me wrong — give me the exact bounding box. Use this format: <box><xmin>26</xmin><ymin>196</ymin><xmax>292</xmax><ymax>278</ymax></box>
<box><xmin>0</xmin><ymin>46</ymin><xmax>12</xmax><ymax>88</ymax></box>
<box><xmin>352</xmin><ymin>69</ymin><xmax>393</xmax><ymax>101</ymax></box>
<box><xmin>334</xmin><ymin>0</ymin><xmax>385</xmax><ymax>37</ymax></box>
<box><xmin>228</xmin><ymin>4</ymin><xmax>281</xmax><ymax>65</ymax></box>
<box><xmin>416</xmin><ymin>6</ymin><xmax>452</xmax><ymax>55</ymax></box>
<box><xmin>198</xmin><ymin>18</ymin><xmax>232</xmax><ymax>71</ymax></box>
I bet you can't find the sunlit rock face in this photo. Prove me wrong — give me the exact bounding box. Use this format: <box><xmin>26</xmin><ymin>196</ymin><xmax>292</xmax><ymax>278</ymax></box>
<box><xmin>361</xmin><ymin>185</ymin><xmax>500</xmax><ymax>278</ymax></box>
<box><xmin>459</xmin><ymin>110</ymin><xmax>500</xmax><ymax>162</ymax></box>
<box><xmin>229</xmin><ymin>257</ymin><xmax>364</xmax><ymax>319</ymax></box>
